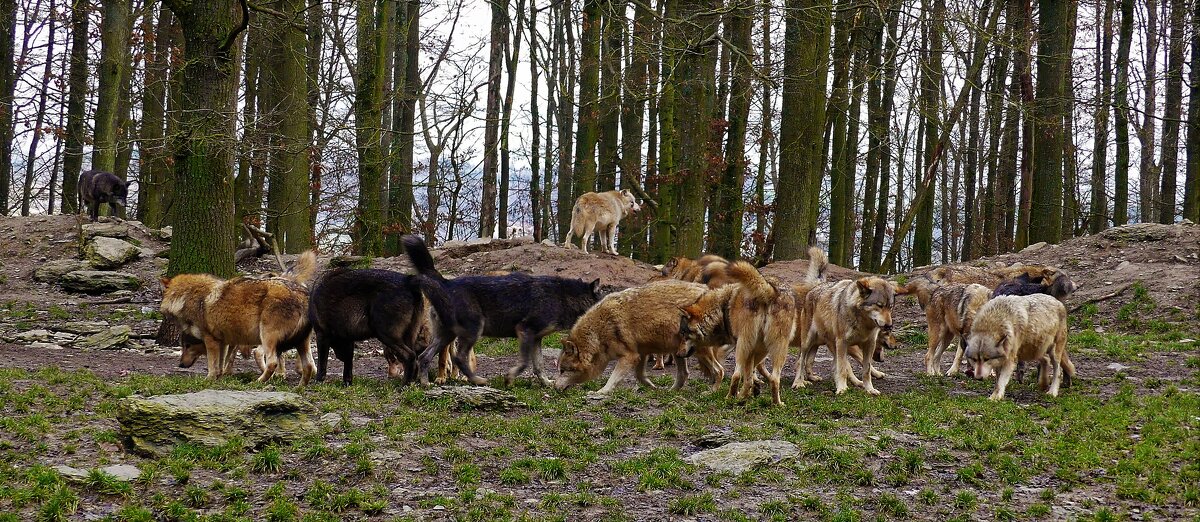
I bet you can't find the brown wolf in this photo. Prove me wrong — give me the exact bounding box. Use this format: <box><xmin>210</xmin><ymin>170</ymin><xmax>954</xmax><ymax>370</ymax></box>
<box><xmin>178</xmin><ymin>334</ymin><xmax>284</xmax><ymax>378</ymax></box>
<box><xmin>792</xmin><ymin>274</ymin><xmax>905</xmax><ymax>395</ymax></box>
<box><xmin>160</xmin><ymin>251</ymin><xmax>318</xmax><ymax>384</ymax></box>
<box><xmin>923</xmin><ymin>283</ymin><xmax>992</xmax><ymax>376</ymax></box>
<box><xmin>555</xmin><ymin>280</ymin><xmax>714</xmax><ymax>394</ymax></box>
<box><xmin>680</xmin><ymin>262</ymin><xmax>798</xmax><ymax>406</ymax></box>
<box><xmin>562</xmin><ymin>189</ymin><xmax>642</xmax><ymax>254</ymax></box>
<box><xmin>651</xmin><ymin>254</ymin><xmax>732</xmax><ymax>369</ymax></box>
<box><xmin>964</xmin><ymin>294</ymin><xmax>1075</xmax><ymax>401</ymax></box>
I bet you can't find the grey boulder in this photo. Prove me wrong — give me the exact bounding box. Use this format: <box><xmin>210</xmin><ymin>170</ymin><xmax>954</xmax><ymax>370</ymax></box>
<box><xmin>116</xmin><ymin>390</ymin><xmax>317</xmax><ymax>456</ymax></box>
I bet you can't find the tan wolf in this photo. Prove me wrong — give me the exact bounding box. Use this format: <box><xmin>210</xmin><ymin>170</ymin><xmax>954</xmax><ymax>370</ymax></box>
<box><xmin>680</xmin><ymin>262</ymin><xmax>798</xmax><ymax>406</ymax></box>
<box><xmin>923</xmin><ymin>283</ymin><xmax>992</xmax><ymax>376</ymax></box>
<box><xmin>792</xmin><ymin>272</ymin><xmax>905</xmax><ymax>395</ymax></box>
<box><xmin>554</xmin><ymin>280</ymin><xmax>715</xmax><ymax>394</ymax></box>
<box><xmin>964</xmin><ymin>294</ymin><xmax>1075</xmax><ymax>401</ymax></box>
<box><xmin>562</xmin><ymin>189</ymin><xmax>641</xmax><ymax>254</ymax></box>
<box><xmin>160</xmin><ymin>251</ymin><xmax>318</xmax><ymax>384</ymax></box>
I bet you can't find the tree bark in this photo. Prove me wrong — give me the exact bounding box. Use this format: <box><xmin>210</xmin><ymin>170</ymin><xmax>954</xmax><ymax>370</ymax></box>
<box><xmin>1090</xmin><ymin>0</ymin><xmax>1113</xmax><ymax>233</ymax></box>
<box><xmin>619</xmin><ymin>0</ymin><xmax>651</xmax><ymax>255</ymax></box>
<box><xmin>92</xmin><ymin>0</ymin><xmax>132</xmax><ymax>176</ymax></box>
<box><xmin>914</xmin><ymin>0</ymin><xmax>944</xmax><ymax>266</ymax></box>
<box><xmin>262</xmin><ymin>0</ymin><xmax>313</xmax><ymax>252</ymax></box>
<box><xmin>1113</xmin><ymin>0</ymin><xmax>1132</xmax><ymax>225</ymax></box>
<box><xmin>555</xmin><ymin>1</ymin><xmax>576</xmax><ymax>239</ymax></box>
<box><xmin>596</xmin><ymin>0</ymin><xmax>622</xmax><ymax>193</ymax></box>
<box><xmin>775</xmin><ymin>0</ymin><xmax>831</xmax><ymax>261</ymax></box>
<box><xmin>387</xmin><ymin>0</ymin><xmax>418</xmax><ymax>247</ymax></box>
<box><xmin>61</xmin><ymin>0</ymin><xmax>91</xmax><ymax>214</ymax></box>
<box><xmin>161</xmin><ymin>0</ymin><xmax>248</xmax><ymax>277</ymax></box>
<box><xmin>710</xmin><ymin>0</ymin><xmax>753</xmax><ymax>260</ymax></box>
<box><xmin>140</xmin><ymin>5</ymin><xmax>172</xmax><ymax>228</ymax></box>
<box><xmin>574</xmin><ymin>0</ymin><xmax>601</xmax><ymax>209</ymax></box>
<box><xmin>499</xmin><ymin>0</ymin><xmax>525</xmax><ymax>237</ymax></box>
<box><xmin>1158</xmin><ymin>0</ymin><xmax>1184</xmax><ymax>223</ymax></box>
<box><xmin>1138</xmin><ymin>0</ymin><xmax>1160</xmax><ymax>222</ymax></box>
<box><xmin>353</xmin><ymin>0</ymin><xmax>388</xmax><ymax>254</ymax></box>
<box><xmin>480</xmin><ymin>0</ymin><xmax>506</xmax><ymax>238</ymax></box>
<box><xmin>1185</xmin><ymin>0</ymin><xmax>1200</xmax><ymax>222</ymax></box>
<box><xmin>0</xmin><ymin>0</ymin><xmax>17</xmax><ymax>212</ymax></box>
<box><xmin>1029</xmin><ymin>0</ymin><xmax>1071</xmax><ymax>245</ymax></box>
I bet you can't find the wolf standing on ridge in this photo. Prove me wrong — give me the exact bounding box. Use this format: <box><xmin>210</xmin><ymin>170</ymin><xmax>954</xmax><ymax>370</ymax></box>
<box><xmin>562</xmin><ymin>189</ymin><xmax>641</xmax><ymax>254</ymax></box>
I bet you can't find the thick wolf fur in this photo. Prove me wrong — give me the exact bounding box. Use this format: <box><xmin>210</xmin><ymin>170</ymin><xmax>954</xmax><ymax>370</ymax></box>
<box><xmin>308</xmin><ymin>268</ymin><xmax>428</xmax><ymax>385</ymax></box>
<box><xmin>964</xmin><ymin>294</ymin><xmax>1074</xmax><ymax>401</ymax></box>
<box><xmin>923</xmin><ymin>283</ymin><xmax>992</xmax><ymax>376</ymax></box>
<box><xmin>992</xmin><ymin>271</ymin><xmax>1077</xmax><ymax>301</ymax></box>
<box><xmin>793</xmin><ymin>269</ymin><xmax>904</xmax><ymax>395</ymax></box>
<box><xmin>559</xmin><ymin>189</ymin><xmax>638</xmax><ymax>254</ymax></box>
<box><xmin>660</xmin><ymin>254</ymin><xmax>732</xmax><ymax>288</ymax></box>
<box><xmin>160</xmin><ymin>251</ymin><xmax>318</xmax><ymax>384</ymax></box>
<box><xmin>404</xmin><ymin>235</ymin><xmax>601</xmax><ymax>386</ymax></box>
<box><xmin>556</xmin><ymin>280</ymin><xmax>712</xmax><ymax>393</ymax></box>
<box><xmin>680</xmin><ymin>261</ymin><xmax>798</xmax><ymax>405</ymax></box>
<box><xmin>78</xmin><ymin>169</ymin><xmax>134</xmax><ymax>221</ymax></box>
<box><xmin>562</xmin><ymin>189</ymin><xmax>641</xmax><ymax>254</ymax></box>
<box><xmin>178</xmin><ymin>333</ymin><xmax>282</xmax><ymax>378</ymax></box>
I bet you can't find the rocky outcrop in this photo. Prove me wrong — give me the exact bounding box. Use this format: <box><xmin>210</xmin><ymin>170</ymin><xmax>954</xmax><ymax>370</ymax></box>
<box><xmin>81</xmin><ymin>222</ymin><xmax>131</xmax><ymax>239</ymax></box>
<box><xmin>1099</xmin><ymin>222</ymin><xmax>1180</xmax><ymax>242</ymax></box>
<box><xmin>75</xmin><ymin>325</ymin><xmax>132</xmax><ymax>350</ymax></box>
<box><xmin>33</xmin><ymin>259</ymin><xmax>89</xmax><ymax>282</ymax></box>
<box><xmin>686</xmin><ymin>440</ymin><xmax>799</xmax><ymax>474</ymax></box>
<box><xmin>116</xmin><ymin>390</ymin><xmax>317</xmax><ymax>456</ymax></box>
<box><xmin>58</xmin><ymin>271</ymin><xmax>141</xmax><ymax>293</ymax></box>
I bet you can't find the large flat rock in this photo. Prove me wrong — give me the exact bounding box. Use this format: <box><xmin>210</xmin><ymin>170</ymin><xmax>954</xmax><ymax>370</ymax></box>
<box><xmin>686</xmin><ymin>440</ymin><xmax>799</xmax><ymax>474</ymax></box>
<box><xmin>116</xmin><ymin>390</ymin><xmax>317</xmax><ymax>456</ymax></box>
<box><xmin>58</xmin><ymin>270</ymin><xmax>141</xmax><ymax>293</ymax></box>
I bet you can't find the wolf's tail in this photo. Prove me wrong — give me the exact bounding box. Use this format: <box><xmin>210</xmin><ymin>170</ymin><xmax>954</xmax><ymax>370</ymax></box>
<box><xmin>402</xmin><ymin>235</ymin><xmax>446</xmax><ymax>282</ymax></box>
<box><xmin>727</xmin><ymin>261</ymin><xmax>777</xmax><ymax>301</ymax></box>
<box><xmin>287</xmin><ymin>250</ymin><xmax>319</xmax><ymax>286</ymax></box>
<box><xmin>806</xmin><ymin>247</ymin><xmax>828</xmax><ymax>283</ymax></box>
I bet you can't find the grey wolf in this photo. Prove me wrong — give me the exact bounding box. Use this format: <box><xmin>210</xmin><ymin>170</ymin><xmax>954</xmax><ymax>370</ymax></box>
<box><xmin>680</xmin><ymin>261</ymin><xmax>798</xmax><ymax>406</ymax></box>
<box><xmin>78</xmin><ymin>169</ymin><xmax>134</xmax><ymax>221</ymax></box>
<box><xmin>177</xmin><ymin>332</ymin><xmax>282</xmax><ymax>378</ymax></box>
<box><xmin>964</xmin><ymin>294</ymin><xmax>1075</xmax><ymax>401</ymax></box>
<box><xmin>555</xmin><ymin>280</ymin><xmax>713</xmax><ymax>393</ymax></box>
<box><xmin>793</xmin><ymin>272</ymin><xmax>905</xmax><ymax>395</ymax></box>
<box><xmin>652</xmin><ymin>254</ymin><xmax>732</xmax><ymax>369</ymax></box>
<box><xmin>160</xmin><ymin>251</ymin><xmax>318</xmax><ymax>384</ymax></box>
<box><xmin>307</xmin><ymin>268</ymin><xmax>427</xmax><ymax>385</ymax></box>
<box><xmin>404</xmin><ymin>235</ymin><xmax>601</xmax><ymax>386</ymax></box>
<box><xmin>562</xmin><ymin>189</ymin><xmax>641</xmax><ymax>254</ymax></box>
<box><xmin>922</xmin><ymin>283</ymin><xmax>992</xmax><ymax>376</ymax></box>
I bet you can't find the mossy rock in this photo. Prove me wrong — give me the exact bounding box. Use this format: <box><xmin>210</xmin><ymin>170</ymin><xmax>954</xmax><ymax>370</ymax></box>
<box><xmin>83</xmin><ymin>236</ymin><xmax>141</xmax><ymax>269</ymax></box>
<box><xmin>116</xmin><ymin>390</ymin><xmax>317</xmax><ymax>456</ymax></box>
<box><xmin>58</xmin><ymin>271</ymin><xmax>141</xmax><ymax>293</ymax></box>
<box><xmin>33</xmin><ymin>259</ymin><xmax>89</xmax><ymax>282</ymax></box>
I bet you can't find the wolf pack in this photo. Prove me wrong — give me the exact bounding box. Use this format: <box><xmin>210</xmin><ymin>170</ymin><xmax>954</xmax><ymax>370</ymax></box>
<box><xmin>151</xmin><ymin>188</ymin><xmax>1080</xmax><ymax>405</ymax></box>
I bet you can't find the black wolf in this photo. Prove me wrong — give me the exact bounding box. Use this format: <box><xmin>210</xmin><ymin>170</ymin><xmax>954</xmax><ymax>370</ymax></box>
<box><xmin>402</xmin><ymin>235</ymin><xmax>602</xmax><ymax>386</ymax></box>
<box><xmin>308</xmin><ymin>268</ymin><xmax>427</xmax><ymax>385</ymax></box>
<box><xmin>78</xmin><ymin>169</ymin><xmax>134</xmax><ymax>221</ymax></box>
<box><xmin>992</xmin><ymin>271</ymin><xmax>1077</xmax><ymax>301</ymax></box>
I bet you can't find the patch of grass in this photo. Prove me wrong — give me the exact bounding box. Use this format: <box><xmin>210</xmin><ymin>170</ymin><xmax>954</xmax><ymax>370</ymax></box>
<box><xmin>84</xmin><ymin>468</ymin><xmax>133</xmax><ymax>497</ymax></box>
<box><xmin>668</xmin><ymin>492</ymin><xmax>716</xmax><ymax>515</ymax></box>
<box><xmin>611</xmin><ymin>448</ymin><xmax>692</xmax><ymax>491</ymax></box>
<box><xmin>251</xmin><ymin>445</ymin><xmax>283</xmax><ymax>473</ymax></box>
<box><xmin>877</xmin><ymin>493</ymin><xmax>908</xmax><ymax>518</ymax></box>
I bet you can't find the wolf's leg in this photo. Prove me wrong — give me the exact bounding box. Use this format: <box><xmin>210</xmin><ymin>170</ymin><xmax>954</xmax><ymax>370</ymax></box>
<box><xmin>581</xmin><ymin>223</ymin><xmax>596</xmax><ymax>254</ymax></box>
<box><xmin>948</xmin><ymin>335</ymin><xmax>965</xmax><ymax>375</ymax></box>
<box><xmin>860</xmin><ymin>337</ymin><xmax>881</xmax><ymax>395</ymax></box>
<box><xmin>792</xmin><ymin>331</ymin><xmax>818</xmax><ymax>389</ymax></box>
<box><xmin>202</xmin><ymin>336</ymin><xmax>223</xmax><ymax>379</ymax></box>
<box><xmin>315</xmin><ymin>335</ymin><xmax>330</xmax><ymax>382</ymax></box>
<box><xmin>989</xmin><ymin>361</ymin><xmax>1017</xmax><ymax>401</ymax></box>
<box><xmin>295</xmin><ymin>334</ymin><xmax>316</xmax><ymax>386</ymax></box>
<box><xmin>633</xmin><ymin>355</ymin><xmax>658</xmax><ymax>389</ymax></box>
<box><xmin>606</xmin><ymin>223</ymin><xmax>619</xmax><ymax>254</ymax></box>
<box><xmin>451</xmin><ymin>332</ymin><xmax>488</xmax><ymax>386</ymax></box>
<box><xmin>595</xmin><ymin>355</ymin><xmax>636</xmax><ymax>395</ymax></box>
<box><xmin>671</xmin><ymin>354</ymin><xmax>690</xmax><ymax>390</ymax></box>
<box><xmin>925</xmin><ymin>326</ymin><xmax>942</xmax><ymax>376</ymax></box>
<box><xmin>435</xmin><ymin>343</ymin><xmax>452</xmax><ymax>384</ymax></box>
<box><xmin>527</xmin><ymin>337</ymin><xmax>553</xmax><ymax>387</ymax></box>
<box><xmin>833</xmin><ymin>339</ymin><xmax>852</xmax><ymax>395</ymax></box>
<box><xmin>416</xmin><ymin>328</ymin><xmax>455</xmax><ymax>386</ymax></box>
<box><xmin>804</xmin><ymin>343</ymin><xmax>823</xmax><ymax>381</ymax></box>
<box><xmin>768</xmin><ymin>347</ymin><xmax>787</xmax><ymax>406</ymax></box>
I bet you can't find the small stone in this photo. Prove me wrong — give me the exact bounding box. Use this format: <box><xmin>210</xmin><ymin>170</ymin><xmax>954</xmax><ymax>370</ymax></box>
<box><xmin>1106</xmin><ymin>363</ymin><xmax>1130</xmax><ymax>372</ymax></box>
<box><xmin>83</xmin><ymin>237</ymin><xmax>141</xmax><ymax>269</ymax></box>
<box><xmin>692</xmin><ymin>430</ymin><xmax>737</xmax><ymax>449</ymax></box>
<box><xmin>99</xmin><ymin>464</ymin><xmax>141</xmax><ymax>482</ymax></box>
<box><xmin>59</xmin><ymin>271</ymin><xmax>142</xmax><ymax>293</ymax></box>
<box><xmin>424</xmin><ymin>386</ymin><xmax>526</xmax><ymax>411</ymax></box>
<box><xmin>81</xmin><ymin>222</ymin><xmax>131</xmax><ymax>239</ymax></box>
<box><xmin>1115</xmin><ymin>261</ymin><xmax>1131</xmax><ymax>271</ymax></box>
<box><xmin>53</xmin><ymin>465</ymin><xmax>89</xmax><ymax>481</ymax></box>
<box><xmin>13</xmin><ymin>329</ymin><xmax>53</xmax><ymax>343</ymax></box>
<box><xmin>320</xmin><ymin>412</ymin><xmax>342</xmax><ymax>428</ymax></box>
<box><xmin>29</xmin><ymin>342</ymin><xmax>66</xmax><ymax>350</ymax></box>
<box><xmin>158</xmin><ymin>226</ymin><xmax>172</xmax><ymax>240</ymax></box>
<box><xmin>541</xmin><ymin>238</ymin><xmax>557</xmax><ymax>247</ymax></box>
<box><xmin>33</xmin><ymin>259</ymin><xmax>89</xmax><ymax>282</ymax></box>
<box><xmin>75</xmin><ymin>326</ymin><xmax>132</xmax><ymax>351</ymax></box>
<box><xmin>432</xmin><ymin>505</ymin><xmax>446</xmax><ymax>511</ymax></box>
<box><xmin>686</xmin><ymin>440</ymin><xmax>800</xmax><ymax>474</ymax></box>
<box><xmin>1022</xmin><ymin>241</ymin><xmax>1047</xmax><ymax>253</ymax></box>
<box><xmin>57</xmin><ymin>321</ymin><xmax>111</xmax><ymax>335</ymax></box>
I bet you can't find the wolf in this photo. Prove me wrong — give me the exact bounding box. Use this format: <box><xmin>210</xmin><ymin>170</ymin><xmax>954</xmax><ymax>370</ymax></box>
<box><xmin>680</xmin><ymin>261</ymin><xmax>798</xmax><ymax>406</ymax></box>
<box><xmin>308</xmin><ymin>268</ymin><xmax>428</xmax><ymax>385</ymax></box>
<box><xmin>160</xmin><ymin>250</ymin><xmax>318</xmax><ymax>384</ymax></box>
<box><xmin>922</xmin><ymin>283</ymin><xmax>992</xmax><ymax>376</ymax></box>
<box><xmin>992</xmin><ymin>271</ymin><xmax>1077</xmax><ymax>301</ymax></box>
<box><xmin>555</xmin><ymin>280</ymin><xmax>715</xmax><ymax>393</ymax></box>
<box><xmin>177</xmin><ymin>332</ymin><xmax>282</xmax><ymax>378</ymax></box>
<box><xmin>403</xmin><ymin>235</ymin><xmax>602</xmax><ymax>386</ymax></box>
<box><xmin>78</xmin><ymin>169</ymin><xmax>134</xmax><ymax>221</ymax></box>
<box><xmin>792</xmin><ymin>272</ymin><xmax>905</xmax><ymax>395</ymax></box>
<box><xmin>562</xmin><ymin>189</ymin><xmax>641</xmax><ymax>254</ymax></box>
<box><xmin>964</xmin><ymin>294</ymin><xmax>1075</xmax><ymax>401</ymax></box>
<box><xmin>650</xmin><ymin>254</ymin><xmax>732</xmax><ymax>369</ymax></box>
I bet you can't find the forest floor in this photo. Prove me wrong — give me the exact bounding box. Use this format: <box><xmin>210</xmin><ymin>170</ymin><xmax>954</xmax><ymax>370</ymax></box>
<box><xmin>0</xmin><ymin>214</ymin><xmax>1197</xmax><ymax>521</ymax></box>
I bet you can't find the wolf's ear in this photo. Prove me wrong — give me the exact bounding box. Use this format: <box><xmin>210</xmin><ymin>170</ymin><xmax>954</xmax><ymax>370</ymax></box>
<box><xmin>856</xmin><ymin>278</ymin><xmax>873</xmax><ymax>298</ymax></box>
<box><xmin>160</xmin><ymin>276</ymin><xmax>172</xmax><ymax>289</ymax></box>
<box><xmin>680</xmin><ymin>304</ymin><xmax>701</xmax><ymax>320</ymax></box>
<box><xmin>589</xmin><ymin>279</ymin><xmax>602</xmax><ymax>296</ymax></box>
<box><xmin>560</xmin><ymin>339</ymin><xmax>576</xmax><ymax>355</ymax></box>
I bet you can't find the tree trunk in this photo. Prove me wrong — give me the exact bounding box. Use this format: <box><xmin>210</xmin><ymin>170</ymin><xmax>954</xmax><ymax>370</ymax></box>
<box><xmin>262</xmin><ymin>0</ymin><xmax>313</xmax><ymax>252</ymax></box>
<box><xmin>1029</xmin><ymin>0</ymin><xmax>1071</xmax><ymax>245</ymax></box>
<box><xmin>235</xmin><ymin>11</ymin><xmax>260</xmax><ymax>229</ymax></box>
<box><xmin>574</xmin><ymin>0</ymin><xmax>601</xmax><ymax>208</ymax></box>
<box><xmin>389</xmin><ymin>0</ymin><xmax>418</xmax><ymax>245</ymax></box>
<box><xmin>140</xmin><ymin>5</ymin><xmax>172</xmax><ymax>228</ymax></box>
<box><xmin>0</xmin><ymin>0</ymin><xmax>17</xmax><ymax>212</ymax></box>
<box><xmin>353</xmin><ymin>0</ymin><xmax>388</xmax><ymax>254</ymax></box>
<box><xmin>529</xmin><ymin>1</ymin><xmax>542</xmax><ymax>241</ymax></box>
<box><xmin>667</xmin><ymin>0</ymin><xmax>719</xmax><ymax>257</ymax></box>
<box><xmin>914</xmin><ymin>0</ymin><xmax>944</xmax><ymax>266</ymax></box>
<box><xmin>1185</xmin><ymin>0</ymin><xmax>1200</xmax><ymax>223</ymax></box>
<box><xmin>859</xmin><ymin>1</ymin><xmax>885</xmax><ymax>269</ymax></box>
<box><xmin>1090</xmin><ymin>0</ymin><xmax>1113</xmax><ymax>233</ymax></box>
<box><xmin>827</xmin><ymin>4</ymin><xmax>854</xmax><ymax>265</ymax></box>
<box><xmin>21</xmin><ymin>0</ymin><xmax>56</xmax><ymax>216</ymax></box>
<box><xmin>753</xmin><ymin>0</ymin><xmax>773</xmax><ymax>263</ymax></box>
<box><xmin>161</xmin><ymin>0</ymin><xmax>248</xmax><ymax>277</ymax></box>
<box><xmin>869</xmin><ymin>7</ymin><xmax>900</xmax><ymax>270</ymax></box>
<box><xmin>1014</xmin><ymin>0</ymin><xmax>1034</xmax><ymax>248</ymax></box>
<box><xmin>92</xmin><ymin>0</ymin><xmax>132</xmax><ymax>176</ymax></box>
<box><xmin>499</xmin><ymin>0</ymin><xmax>525</xmax><ymax>238</ymax></box>
<box><xmin>1113</xmin><ymin>0</ymin><xmax>1132</xmax><ymax>225</ymax></box>
<box><xmin>1138</xmin><ymin>0</ymin><xmax>1159</xmax><ymax>222</ymax></box>
<box><xmin>619</xmin><ymin>0</ymin><xmax>651</xmax><ymax>256</ymax></box>
<box><xmin>710</xmin><ymin>0</ymin><xmax>753</xmax><ymax>260</ymax></box>
<box><xmin>479</xmin><ymin>0</ymin><xmax>505</xmax><ymax>238</ymax></box>
<box><xmin>555</xmin><ymin>1</ymin><xmax>576</xmax><ymax>239</ymax></box>
<box><xmin>1158</xmin><ymin>0</ymin><xmax>1184</xmax><ymax>223</ymax></box>
<box><xmin>596</xmin><ymin>0</ymin><xmax>622</xmax><ymax>193</ymax></box>
<box><xmin>775</xmin><ymin>0</ymin><xmax>831</xmax><ymax>260</ymax></box>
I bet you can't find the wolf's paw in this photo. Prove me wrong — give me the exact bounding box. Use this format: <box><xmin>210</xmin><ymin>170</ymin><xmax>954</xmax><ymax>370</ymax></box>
<box><xmin>469</xmin><ymin>375</ymin><xmax>488</xmax><ymax>386</ymax></box>
<box><xmin>806</xmin><ymin>372</ymin><xmax>823</xmax><ymax>382</ymax></box>
<box><xmin>864</xmin><ymin>386</ymin><xmax>881</xmax><ymax>396</ymax></box>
